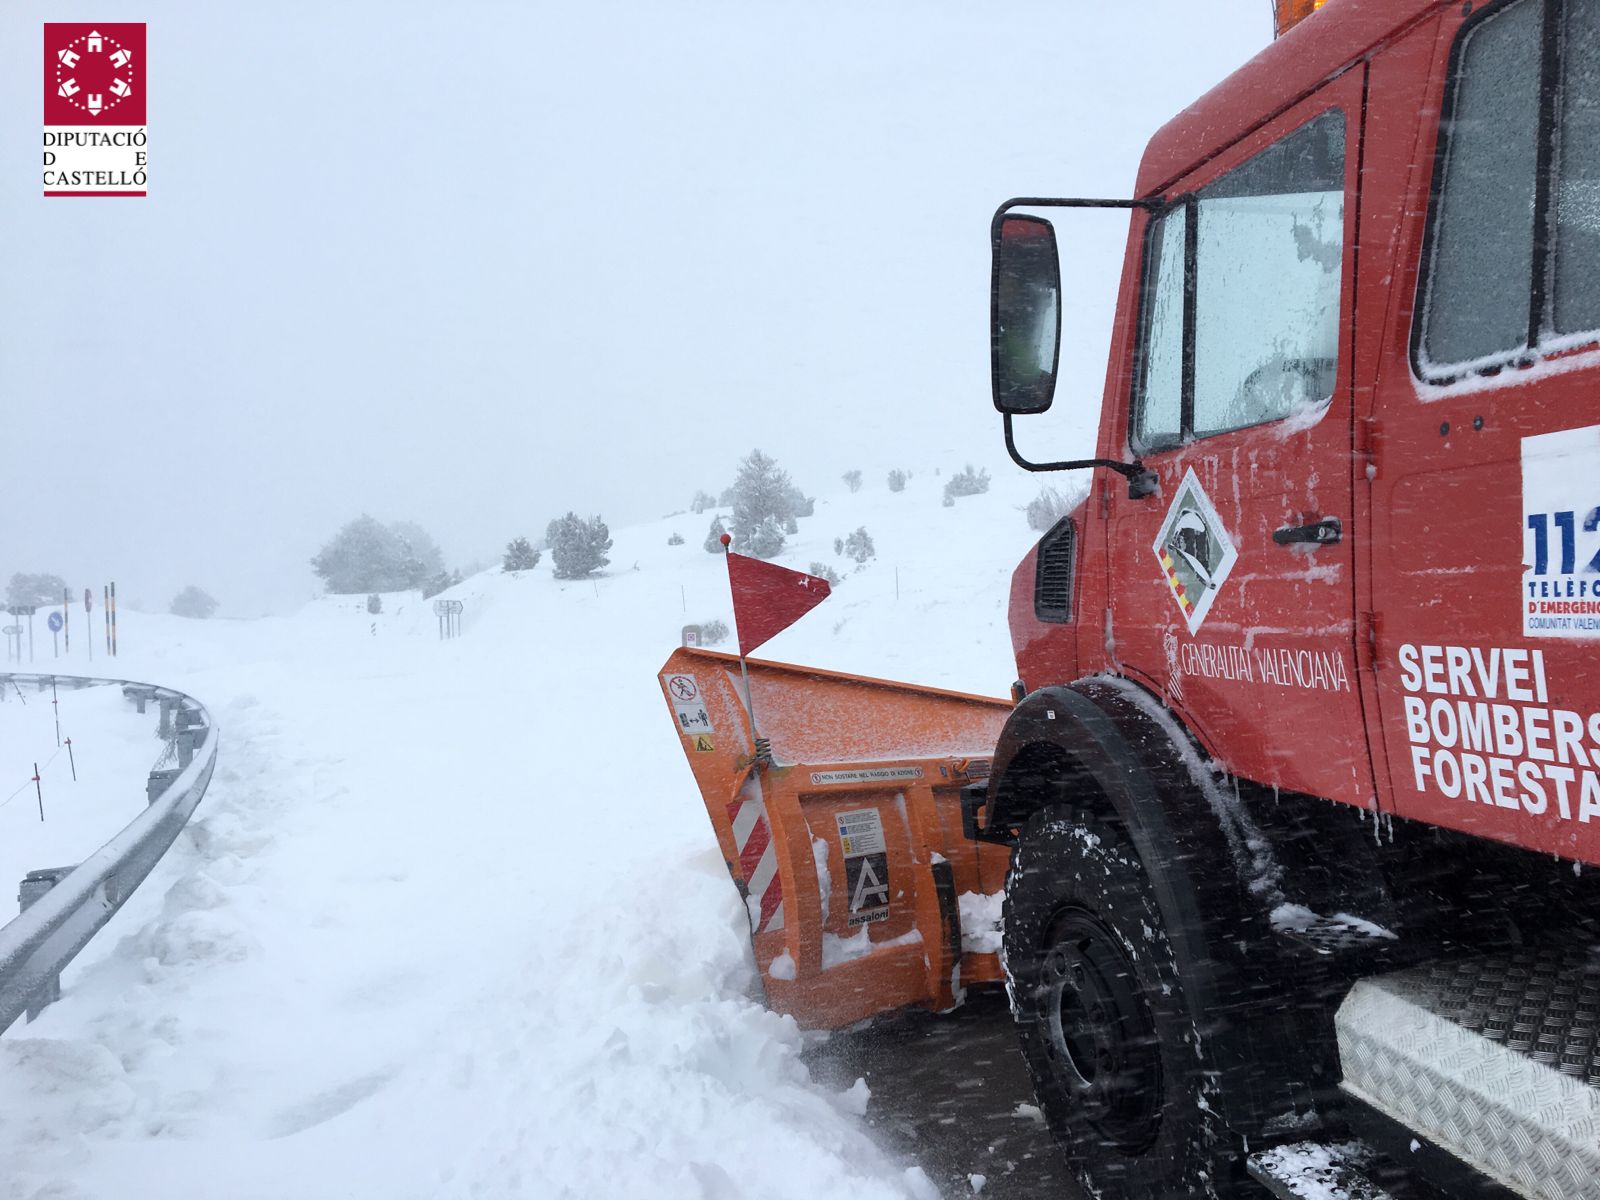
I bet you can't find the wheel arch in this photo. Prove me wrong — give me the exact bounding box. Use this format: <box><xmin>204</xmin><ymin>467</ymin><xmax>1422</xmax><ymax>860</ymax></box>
<box><xmin>983</xmin><ymin>675</ymin><xmax>1349</xmax><ymax>1136</ymax></box>
<box><xmin>985</xmin><ymin>678</ymin><xmax>1243</xmax><ymax>1026</ymax></box>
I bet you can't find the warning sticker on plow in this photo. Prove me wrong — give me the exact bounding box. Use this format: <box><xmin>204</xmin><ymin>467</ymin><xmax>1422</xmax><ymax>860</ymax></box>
<box><xmin>662</xmin><ymin>672</ymin><xmax>714</xmax><ymax>734</ymax></box>
<box><xmin>810</xmin><ymin>766</ymin><xmax>923</xmax><ymax>785</ymax></box>
<box><xmin>836</xmin><ymin>807</ymin><xmax>890</xmax><ymax>926</ymax></box>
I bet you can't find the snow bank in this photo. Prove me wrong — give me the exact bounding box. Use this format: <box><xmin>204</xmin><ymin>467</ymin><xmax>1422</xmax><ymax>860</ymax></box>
<box><xmin>0</xmin><ymin>467</ymin><xmax>1042</xmax><ymax>1198</ymax></box>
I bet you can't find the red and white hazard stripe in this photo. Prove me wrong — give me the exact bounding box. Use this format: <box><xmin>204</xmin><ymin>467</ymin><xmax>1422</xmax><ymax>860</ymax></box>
<box><xmin>727</xmin><ymin>774</ymin><xmax>783</xmax><ymax>934</ymax></box>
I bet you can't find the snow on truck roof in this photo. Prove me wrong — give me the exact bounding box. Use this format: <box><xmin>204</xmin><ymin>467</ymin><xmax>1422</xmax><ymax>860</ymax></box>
<box><xmin>1136</xmin><ymin>0</ymin><xmax>1443</xmax><ymax>197</ymax></box>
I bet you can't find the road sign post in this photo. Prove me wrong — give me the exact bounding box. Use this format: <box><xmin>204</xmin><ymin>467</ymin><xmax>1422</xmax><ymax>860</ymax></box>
<box><xmin>84</xmin><ymin>588</ymin><xmax>92</xmax><ymax>662</ymax></box>
<box><xmin>47</xmin><ymin>610</ymin><xmax>61</xmax><ymax>657</ymax></box>
<box><xmin>433</xmin><ymin>598</ymin><xmax>464</xmax><ymax>639</ymax></box>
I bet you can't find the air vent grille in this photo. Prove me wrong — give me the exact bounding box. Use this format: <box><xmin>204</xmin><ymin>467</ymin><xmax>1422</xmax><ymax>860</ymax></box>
<box><xmin>1035</xmin><ymin>517</ymin><xmax>1075</xmax><ymax>623</ymax></box>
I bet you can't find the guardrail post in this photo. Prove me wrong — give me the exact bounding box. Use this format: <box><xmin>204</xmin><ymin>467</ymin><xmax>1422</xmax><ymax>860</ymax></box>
<box><xmin>173</xmin><ymin>708</ymin><xmax>205</xmax><ymax>769</ymax></box>
<box><xmin>147</xmin><ymin>767</ymin><xmax>181</xmax><ymax>806</ymax></box>
<box><xmin>158</xmin><ymin>697</ymin><xmax>175</xmax><ymax>738</ymax></box>
<box><xmin>17</xmin><ymin>867</ymin><xmax>75</xmax><ymax>1020</ymax></box>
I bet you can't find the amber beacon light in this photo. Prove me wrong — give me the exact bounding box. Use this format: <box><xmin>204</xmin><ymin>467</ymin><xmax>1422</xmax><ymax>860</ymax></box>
<box><xmin>1273</xmin><ymin>0</ymin><xmax>1328</xmax><ymax>36</ymax></box>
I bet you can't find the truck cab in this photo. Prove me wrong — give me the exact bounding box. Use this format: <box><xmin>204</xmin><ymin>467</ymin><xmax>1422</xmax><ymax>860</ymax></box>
<box><xmin>981</xmin><ymin>0</ymin><xmax>1600</xmax><ymax>1195</ymax></box>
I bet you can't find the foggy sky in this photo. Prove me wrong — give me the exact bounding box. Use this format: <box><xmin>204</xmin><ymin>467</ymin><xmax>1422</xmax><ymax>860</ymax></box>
<box><xmin>1</xmin><ymin>1</ymin><xmax>1268</xmax><ymax>615</ymax></box>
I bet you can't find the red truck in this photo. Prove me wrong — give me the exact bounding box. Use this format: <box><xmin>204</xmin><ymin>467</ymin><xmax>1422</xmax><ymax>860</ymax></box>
<box><xmin>664</xmin><ymin>0</ymin><xmax>1600</xmax><ymax>1194</ymax></box>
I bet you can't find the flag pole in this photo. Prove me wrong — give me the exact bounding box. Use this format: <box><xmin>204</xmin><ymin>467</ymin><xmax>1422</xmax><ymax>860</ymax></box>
<box><xmin>720</xmin><ymin>534</ymin><xmax>770</xmax><ymax>764</ymax></box>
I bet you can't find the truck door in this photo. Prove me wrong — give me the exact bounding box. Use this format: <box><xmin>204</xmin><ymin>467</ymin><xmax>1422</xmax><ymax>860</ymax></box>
<box><xmin>1106</xmin><ymin>70</ymin><xmax>1374</xmax><ymax>808</ymax></box>
<box><xmin>1369</xmin><ymin>0</ymin><xmax>1600</xmax><ymax>864</ymax></box>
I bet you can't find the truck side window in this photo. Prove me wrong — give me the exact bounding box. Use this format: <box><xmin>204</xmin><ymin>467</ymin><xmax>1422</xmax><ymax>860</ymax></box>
<box><xmin>1555</xmin><ymin>0</ymin><xmax>1600</xmax><ymax>337</ymax></box>
<box><xmin>1131</xmin><ymin>112</ymin><xmax>1345</xmax><ymax>448</ymax></box>
<box><xmin>1418</xmin><ymin>0</ymin><xmax>1543</xmax><ymax>372</ymax></box>
<box><xmin>1193</xmin><ymin>113</ymin><xmax>1344</xmax><ymax>437</ymax></box>
<box><xmin>1133</xmin><ymin>210</ymin><xmax>1186</xmax><ymax>448</ymax></box>
<box><xmin>1418</xmin><ymin>0</ymin><xmax>1600</xmax><ymax>379</ymax></box>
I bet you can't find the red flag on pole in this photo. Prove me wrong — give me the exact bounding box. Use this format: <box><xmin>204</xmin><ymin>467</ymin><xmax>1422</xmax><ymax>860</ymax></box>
<box><xmin>725</xmin><ymin>550</ymin><xmax>832</xmax><ymax>656</ymax></box>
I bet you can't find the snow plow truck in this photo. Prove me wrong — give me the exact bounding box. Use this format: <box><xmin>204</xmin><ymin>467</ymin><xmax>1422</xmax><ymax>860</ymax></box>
<box><xmin>660</xmin><ymin>0</ymin><xmax>1600</xmax><ymax>1195</ymax></box>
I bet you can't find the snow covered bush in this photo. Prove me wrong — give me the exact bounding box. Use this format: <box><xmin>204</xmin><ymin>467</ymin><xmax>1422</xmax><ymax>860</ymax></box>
<box><xmin>704</xmin><ymin>516</ymin><xmax>729</xmax><ymax>553</ymax></box>
<box><xmin>503</xmin><ymin>537</ymin><xmax>541</xmax><ymax>572</ymax></box>
<box><xmin>690</xmin><ymin>490</ymin><xmax>717</xmax><ymax>514</ymax></box>
<box><xmin>833</xmin><ymin>537</ymin><xmax>843</xmax><ymax>555</ymax></box>
<box><xmin>700</xmin><ymin>618</ymin><xmax>729</xmax><ymax>645</ymax></box>
<box><xmin>808</xmin><ymin>562</ymin><xmax>841</xmax><ymax>586</ymax></box>
<box><xmin>366</xmin><ymin>593</ymin><xmax>382</xmax><ymax>614</ymax></box>
<box><xmin>942</xmin><ymin>465</ymin><xmax>990</xmax><ymax>506</ymax></box>
<box><xmin>887</xmin><ymin>469</ymin><xmax>908</xmax><ymax>493</ymax></box>
<box><xmin>842</xmin><ymin>469</ymin><xmax>862</xmax><ymax>493</ymax></box>
<box><xmin>667</xmin><ymin>532</ymin><xmax>685</xmax><ymax>546</ymax></box>
<box><xmin>546</xmin><ymin>513</ymin><xmax>612</xmax><ymax>579</ymax></box>
<box><xmin>311</xmin><ymin>516</ymin><xmax>443</xmax><ymax>594</ymax></box>
<box><xmin>168</xmin><ymin>585</ymin><xmax>218</xmax><ymax>618</ymax></box>
<box><xmin>5</xmin><ymin>572</ymin><xmax>67</xmax><ymax>609</ymax></box>
<box><xmin>842</xmin><ymin>527</ymin><xmax>876</xmax><ymax>564</ymax></box>
<box><xmin>1026</xmin><ymin>486</ymin><xmax>1074</xmax><ymax>532</ymax></box>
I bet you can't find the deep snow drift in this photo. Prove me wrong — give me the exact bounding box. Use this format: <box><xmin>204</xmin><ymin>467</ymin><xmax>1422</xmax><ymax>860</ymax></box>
<box><xmin>0</xmin><ymin>465</ymin><xmax>1055</xmax><ymax>1200</ymax></box>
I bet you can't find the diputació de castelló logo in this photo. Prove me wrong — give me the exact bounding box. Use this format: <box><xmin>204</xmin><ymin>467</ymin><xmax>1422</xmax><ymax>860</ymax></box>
<box><xmin>43</xmin><ymin>24</ymin><xmax>147</xmax><ymax>197</ymax></box>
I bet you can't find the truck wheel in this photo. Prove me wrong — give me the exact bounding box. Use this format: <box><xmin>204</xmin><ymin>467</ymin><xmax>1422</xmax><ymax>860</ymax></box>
<box><xmin>1003</xmin><ymin>806</ymin><xmax>1246</xmax><ymax>1198</ymax></box>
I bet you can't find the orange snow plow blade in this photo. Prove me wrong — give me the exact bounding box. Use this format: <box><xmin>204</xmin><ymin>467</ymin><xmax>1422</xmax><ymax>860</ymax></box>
<box><xmin>659</xmin><ymin>647</ymin><xmax>1012</xmax><ymax>1030</ymax></box>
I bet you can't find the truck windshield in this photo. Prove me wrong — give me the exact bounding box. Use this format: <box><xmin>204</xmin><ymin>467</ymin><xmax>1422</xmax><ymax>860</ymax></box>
<box><xmin>1134</xmin><ymin>110</ymin><xmax>1346</xmax><ymax>447</ymax></box>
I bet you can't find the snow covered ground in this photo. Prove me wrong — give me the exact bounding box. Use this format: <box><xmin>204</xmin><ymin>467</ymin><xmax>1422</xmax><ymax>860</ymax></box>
<box><xmin>0</xmin><ymin>681</ymin><xmax>170</xmax><ymax>904</ymax></box>
<box><xmin>0</xmin><ymin>465</ymin><xmax>1054</xmax><ymax>1200</ymax></box>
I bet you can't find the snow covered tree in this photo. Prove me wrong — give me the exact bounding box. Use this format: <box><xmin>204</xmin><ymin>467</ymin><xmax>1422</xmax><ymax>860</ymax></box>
<box><xmin>704</xmin><ymin>515</ymin><xmax>729</xmax><ymax>553</ymax></box>
<box><xmin>843</xmin><ymin>527</ymin><xmax>876</xmax><ymax>564</ymax></box>
<box><xmin>421</xmin><ymin>569</ymin><xmax>462</xmax><ymax>599</ymax></box>
<box><xmin>842</xmin><ymin>469</ymin><xmax>863</xmax><ymax>493</ymax></box>
<box><xmin>311</xmin><ymin>516</ymin><xmax>443</xmax><ymax>593</ymax></box>
<box><xmin>729</xmin><ymin>449</ymin><xmax>809</xmax><ymax>556</ymax></box>
<box><xmin>887</xmin><ymin>469</ymin><xmax>908</xmax><ymax>493</ymax></box>
<box><xmin>503</xmin><ymin>537</ymin><xmax>541</xmax><ymax>572</ymax></box>
<box><xmin>5</xmin><ymin>572</ymin><xmax>67</xmax><ymax>609</ymax></box>
<box><xmin>168</xmin><ymin>585</ymin><xmax>218</xmax><ymax>618</ymax></box>
<box><xmin>809</xmin><ymin>562</ymin><xmax>841</xmax><ymax>586</ymax></box>
<box><xmin>547</xmin><ymin>513</ymin><xmax>612</xmax><ymax>579</ymax></box>
<box><xmin>700</xmin><ymin>618</ymin><xmax>729</xmax><ymax>645</ymax></box>
<box><xmin>367</xmin><ymin>593</ymin><xmax>383</xmax><ymax>614</ymax></box>
<box><xmin>667</xmin><ymin>532</ymin><xmax>685</xmax><ymax>546</ymax></box>
<box><xmin>744</xmin><ymin>515</ymin><xmax>786</xmax><ymax>559</ymax></box>
<box><xmin>389</xmin><ymin>520</ymin><xmax>445</xmax><ymax>584</ymax></box>
<box><xmin>690</xmin><ymin>490</ymin><xmax>717</xmax><ymax>514</ymax></box>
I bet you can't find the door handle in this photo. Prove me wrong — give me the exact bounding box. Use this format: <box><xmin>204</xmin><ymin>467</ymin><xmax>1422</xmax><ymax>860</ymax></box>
<box><xmin>1273</xmin><ymin>517</ymin><xmax>1342</xmax><ymax>546</ymax></box>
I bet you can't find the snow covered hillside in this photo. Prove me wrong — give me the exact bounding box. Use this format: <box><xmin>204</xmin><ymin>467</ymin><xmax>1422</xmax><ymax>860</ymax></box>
<box><xmin>0</xmin><ymin>464</ymin><xmax>1059</xmax><ymax>1200</ymax></box>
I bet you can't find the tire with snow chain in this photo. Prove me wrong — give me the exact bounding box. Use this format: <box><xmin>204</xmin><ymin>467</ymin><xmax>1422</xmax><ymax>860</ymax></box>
<box><xmin>1002</xmin><ymin>806</ymin><xmax>1254</xmax><ymax>1199</ymax></box>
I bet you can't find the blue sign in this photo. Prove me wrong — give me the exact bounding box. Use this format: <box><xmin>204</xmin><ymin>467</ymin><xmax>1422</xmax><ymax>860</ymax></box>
<box><xmin>47</xmin><ymin>612</ymin><xmax>62</xmax><ymax>633</ymax></box>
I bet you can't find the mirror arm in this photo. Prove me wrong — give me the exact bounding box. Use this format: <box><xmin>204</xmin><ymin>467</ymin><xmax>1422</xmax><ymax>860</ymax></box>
<box><xmin>1002</xmin><ymin>413</ymin><xmax>1159</xmax><ymax>499</ymax></box>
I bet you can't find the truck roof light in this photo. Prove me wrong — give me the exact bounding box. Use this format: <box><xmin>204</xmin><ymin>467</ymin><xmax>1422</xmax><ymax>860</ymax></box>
<box><xmin>1273</xmin><ymin>0</ymin><xmax>1328</xmax><ymax>37</ymax></box>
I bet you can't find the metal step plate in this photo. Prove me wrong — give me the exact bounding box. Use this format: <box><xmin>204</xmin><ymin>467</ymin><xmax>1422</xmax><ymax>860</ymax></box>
<box><xmin>1337</xmin><ymin>946</ymin><xmax>1600</xmax><ymax>1200</ymax></box>
<box><xmin>1247</xmin><ymin>1140</ymin><xmax>1395</xmax><ymax>1200</ymax></box>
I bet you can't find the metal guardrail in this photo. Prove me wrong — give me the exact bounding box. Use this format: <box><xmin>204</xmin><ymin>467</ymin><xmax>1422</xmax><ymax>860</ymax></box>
<box><xmin>0</xmin><ymin>673</ymin><xmax>218</xmax><ymax>1034</ymax></box>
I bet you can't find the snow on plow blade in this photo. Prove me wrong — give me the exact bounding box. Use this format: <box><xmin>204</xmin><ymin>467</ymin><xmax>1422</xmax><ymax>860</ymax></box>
<box><xmin>659</xmin><ymin>647</ymin><xmax>1013</xmax><ymax>1029</ymax></box>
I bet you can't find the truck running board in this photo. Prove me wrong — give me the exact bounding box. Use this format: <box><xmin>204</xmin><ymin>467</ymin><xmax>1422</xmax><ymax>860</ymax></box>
<box><xmin>1338</xmin><ymin>946</ymin><xmax>1600</xmax><ymax>1200</ymax></box>
<box><xmin>658</xmin><ymin>648</ymin><xmax>1013</xmax><ymax>1029</ymax></box>
<box><xmin>1246</xmin><ymin>1141</ymin><xmax>1395</xmax><ymax>1200</ymax></box>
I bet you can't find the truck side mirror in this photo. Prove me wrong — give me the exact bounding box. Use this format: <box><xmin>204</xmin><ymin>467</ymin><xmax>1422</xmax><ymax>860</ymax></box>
<box><xmin>991</xmin><ymin>214</ymin><xmax>1062</xmax><ymax>415</ymax></box>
